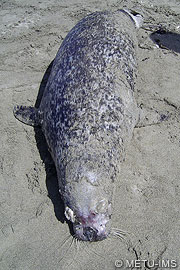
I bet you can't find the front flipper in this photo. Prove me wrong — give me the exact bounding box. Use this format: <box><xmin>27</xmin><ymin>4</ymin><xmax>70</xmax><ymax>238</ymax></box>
<box><xmin>13</xmin><ymin>105</ymin><xmax>42</xmax><ymax>127</ymax></box>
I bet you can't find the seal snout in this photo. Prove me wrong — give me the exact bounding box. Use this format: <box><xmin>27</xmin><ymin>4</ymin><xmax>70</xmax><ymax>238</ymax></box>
<box><xmin>83</xmin><ymin>227</ymin><xmax>98</xmax><ymax>241</ymax></box>
<box><xmin>73</xmin><ymin>223</ymin><xmax>108</xmax><ymax>242</ymax></box>
<box><xmin>73</xmin><ymin>211</ymin><xmax>111</xmax><ymax>241</ymax></box>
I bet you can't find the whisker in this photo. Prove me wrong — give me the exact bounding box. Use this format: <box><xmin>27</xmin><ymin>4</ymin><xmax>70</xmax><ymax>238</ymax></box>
<box><xmin>110</xmin><ymin>228</ymin><xmax>134</xmax><ymax>248</ymax></box>
<box><xmin>58</xmin><ymin>235</ymin><xmax>74</xmax><ymax>263</ymax></box>
<box><xmin>60</xmin><ymin>234</ymin><xmax>72</xmax><ymax>247</ymax></box>
<box><xmin>81</xmin><ymin>241</ymin><xmax>92</xmax><ymax>257</ymax></box>
<box><xmin>82</xmin><ymin>241</ymin><xmax>106</xmax><ymax>260</ymax></box>
<box><xmin>62</xmin><ymin>235</ymin><xmax>83</xmax><ymax>269</ymax></box>
<box><xmin>36</xmin><ymin>232</ymin><xmax>71</xmax><ymax>260</ymax></box>
<box><xmin>75</xmin><ymin>238</ymin><xmax>80</xmax><ymax>253</ymax></box>
<box><xmin>111</xmin><ymin>228</ymin><xmax>130</xmax><ymax>236</ymax></box>
<box><xmin>110</xmin><ymin>231</ymin><xmax>126</xmax><ymax>241</ymax></box>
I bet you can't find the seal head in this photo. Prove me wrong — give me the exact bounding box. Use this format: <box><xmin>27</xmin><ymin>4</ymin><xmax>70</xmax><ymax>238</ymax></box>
<box><xmin>63</xmin><ymin>166</ymin><xmax>113</xmax><ymax>241</ymax></box>
<box><xmin>64</xmin><ymin>186</ymin><xmax>112</xmax><ymax>241</ymax></box>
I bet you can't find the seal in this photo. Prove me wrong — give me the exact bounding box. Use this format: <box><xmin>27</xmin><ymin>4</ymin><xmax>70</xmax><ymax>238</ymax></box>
<box><xmin>14</xmin><ymin>9</ymin><xmax>143</xmax><ymax>241</ymax></box>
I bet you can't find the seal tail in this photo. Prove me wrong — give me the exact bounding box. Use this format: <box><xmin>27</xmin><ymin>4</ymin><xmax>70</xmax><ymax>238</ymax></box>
<box><xmin>13</xmin><ymin>105</ymin><xmax>42</xmax><ymax>127</ymax></box>
<box><xmin>119</xmin><ymin>9</ymin><xmax>144</xmax><ymax>28</ymax></box>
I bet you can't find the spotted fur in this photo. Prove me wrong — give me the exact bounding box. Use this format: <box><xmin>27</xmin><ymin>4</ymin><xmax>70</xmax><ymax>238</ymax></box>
<box><xmin>14</xmin><ymin>10</ymin><xmax>141</xmax><ymax>241</ymax></box>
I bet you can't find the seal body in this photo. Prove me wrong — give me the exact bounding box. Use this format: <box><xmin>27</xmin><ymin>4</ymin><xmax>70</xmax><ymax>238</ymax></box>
<box><xmin>14</xmin><ymin>10</ymin><xmax>142</xmax><ymax>241</ymax></box>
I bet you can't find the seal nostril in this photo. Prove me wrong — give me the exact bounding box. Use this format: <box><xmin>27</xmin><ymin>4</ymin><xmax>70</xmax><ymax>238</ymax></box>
<box><xmin>83</xmin><ymin>227</ymin><xmax>98</xmax><ymax>241</ymax></box>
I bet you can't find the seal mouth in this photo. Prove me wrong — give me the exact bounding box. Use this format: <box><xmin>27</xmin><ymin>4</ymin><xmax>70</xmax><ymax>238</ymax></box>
<box><xmin>74</xmin><ymin>224</ymin><xmax>108</xmax><ymax>242</ymax></box>
<box><xmin>83</xmin><ymin>227</ymin><xmax>99</xmax><ymax>241</ymax></box>
<box><xmin>73</xmin><ymin>216</ymin><xmax>111</xmax><ymax>242</ymax></box>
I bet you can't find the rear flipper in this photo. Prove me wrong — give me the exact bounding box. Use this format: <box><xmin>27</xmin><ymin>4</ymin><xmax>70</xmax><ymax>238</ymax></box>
<box><xmin>13</xmin><ymin>105</ymin><xmax>42</xmax><ymax>127</ymax></box>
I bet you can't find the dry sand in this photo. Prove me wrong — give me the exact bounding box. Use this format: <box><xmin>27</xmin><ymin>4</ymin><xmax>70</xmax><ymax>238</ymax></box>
<box><xmin>0</xmin><ymin>0</ymin><xmax>180</xmax><ymax>269</ymax></box>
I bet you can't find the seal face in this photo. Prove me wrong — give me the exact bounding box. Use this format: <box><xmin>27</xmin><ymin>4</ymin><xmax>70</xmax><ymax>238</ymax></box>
<box><xmin>14</xmin><ymin>10</ymin><xmax>142</xmax><ymax>241</ymax></box>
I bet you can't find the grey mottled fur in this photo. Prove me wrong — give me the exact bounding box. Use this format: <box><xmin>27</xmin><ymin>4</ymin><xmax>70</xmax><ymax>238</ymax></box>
<box><xmin>40</xmin><ymin>11</ymin><xmax>139</xmax><ymax>204</ymax></box>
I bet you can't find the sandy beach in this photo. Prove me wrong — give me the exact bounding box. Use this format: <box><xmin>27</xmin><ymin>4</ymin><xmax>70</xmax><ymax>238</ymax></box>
<box><xmin>1</xmin><ymin>0</ymin><xmax>180</xmax><ymax>269</ymax></box>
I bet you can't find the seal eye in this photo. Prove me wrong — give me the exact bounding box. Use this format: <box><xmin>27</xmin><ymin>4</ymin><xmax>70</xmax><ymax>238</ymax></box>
<box><xmin>83</xmin><ymin>227</ymin><xmax>98</xmax><ymax>241</ymax></box>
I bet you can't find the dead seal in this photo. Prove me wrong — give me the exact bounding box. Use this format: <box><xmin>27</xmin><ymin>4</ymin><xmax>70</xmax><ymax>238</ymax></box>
<box><xmin>14</xmin><ymin>9</ymin><xmax>143</xmax><ymax>241</ymax></box>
